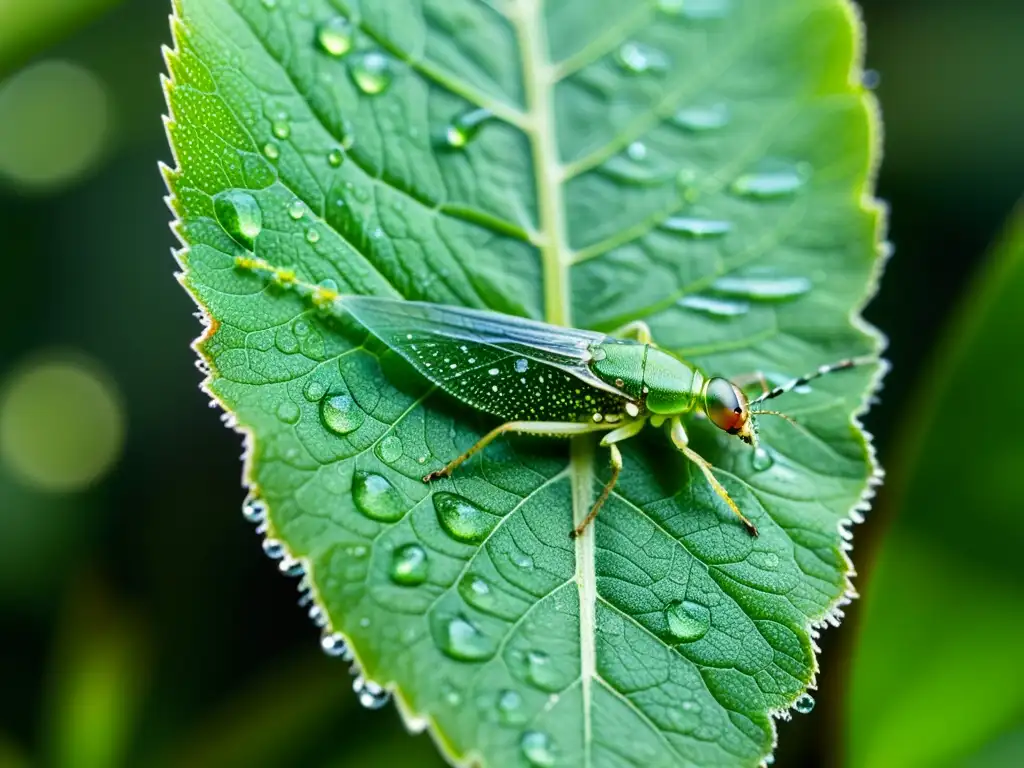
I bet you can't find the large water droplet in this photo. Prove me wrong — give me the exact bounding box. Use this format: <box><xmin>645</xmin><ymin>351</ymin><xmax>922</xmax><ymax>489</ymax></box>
<box><xmin>316</xmin><ymin>16</ymin><xmax>354</xmax><ymax>58</ymax></box>
<box><xmin>375</xmin><ymin>434</ymin><xmax>403</xmax><ymax>464</ymax></box>
<box><xmin>520</xmin><ymin>731</ymin><xmax>557</xmax><ymax>767</ymax></box>
<box><xmin>350</xmin><ymin>52</ymin><xmax>393</xmax><ymax>95</ymax></box>
<box><xmin>354</xmin><ymin>675</ymin><xmax>391</xmax><ymax>709</ymax></box>
<box><xmin>214</xmin><ymin>189</ymin><xmax>262</xmax><ymax>249</ymax></box>
<box><xmin>498</xmin><ymin>689</ymin><xmax>526</xmax><ymax>725</ymax></box>
<box><xmin>711</xmin><ymin>274</ymin><xmax>812</xmax><ymax>301</ymax></box>
<box><xmin>433</xmin><ymin>493</ymin><xmax>498</xmax><ymax>543</ymax></box>
<box><xmin>319</xmin><ymin>391</ymin><xmax>364</xmax><ymax>435</ymax></box>
<box><xmin>436</xmin><ymin>615</ymin><xmax>496</xmax><ymax>662</ymax></box>
<box><xmin>661</xmin><ymin>216</ymin><xmax>732</xmax><ymax>238</ymax></box>
<box><xmin>444</xmin><ymin>108</ymin><xmax>492</xmax><ymax>149</ymax></box>
<box><xmin>666</xmin><ymin>600</ymin><xmax>711</xmax><ymax>642</ymax></box>
<box><xmin>352</xmin><ymin>471</ymin><xmax>406</xmax><ymax>522</ymax></box>
<box><xmin>390</xmin><ymin>543</ymin><xmax>428</xmax><ymax>585</ymax></box>
<box><xmin>678</xmin><ymin>295</ymin><xmax>750</xmax><ymax>318</ymax></box>
<box><xmin>615</xmin><ymin>41</ymin><xmax>668</xmax><ymax>74</ymax></box>
<box><xmin>794</xmin><ymin>693</ymin><xmax>815</xmax><ymax>714</ymax></box>
<box><xmin>672</xmin><ymin>102</ymin><xmax>731</xmax><ymax>132</ymax></box>
<box><xmin>732</xmin><ymin>161</ymin><xmax>808</xmax><ymax>199</ymax></box>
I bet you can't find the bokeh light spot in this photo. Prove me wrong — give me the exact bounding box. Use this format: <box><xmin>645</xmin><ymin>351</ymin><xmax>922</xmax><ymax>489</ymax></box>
<box><xmin>0</xmin><ymin>60</ymin><xmax>110</xmax><ymax>191</ymax></box>
<box><xmin>0</xmin><ymin>354</ymin><xmax>125</xmax><ymax>493</ymax></box>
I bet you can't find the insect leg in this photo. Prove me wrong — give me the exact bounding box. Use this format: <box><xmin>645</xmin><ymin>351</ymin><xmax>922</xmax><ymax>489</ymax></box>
<box><xmin>668</xmin><ymin>417</ymin><xmax>759</xmax><ymax>537</ymax></box>
<box><xmin>610</xmin><ymin>320</ymin><xmax>654</xmax><ymax>345</ymax></box>
<box><xmin>571</xmin><ymin>418</ymin><xmax>646</xmax><ymax>539</ymax></box>
<box><xmin>423</xmin><ymin>421</ymin><xmax>608</xmax><ymax>483</ymax></box>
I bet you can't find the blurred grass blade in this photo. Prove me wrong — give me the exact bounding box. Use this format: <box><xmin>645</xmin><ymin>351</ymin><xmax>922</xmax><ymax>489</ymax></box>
<box><xmin>847</xmin><ymin>207</ymin><xmax>1024</xmax><ymax>767</ymax></box>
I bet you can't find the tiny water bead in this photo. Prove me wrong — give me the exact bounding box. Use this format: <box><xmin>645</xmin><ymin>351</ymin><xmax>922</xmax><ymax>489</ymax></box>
<box><xmin>316</xmin><ymin>16</ymin><xmax>354</xmax><ymax>57</ymax></box>
<box><xmin>793</xmin><ymin>693</ymin><xmax>815</xmax><ymax>714</ymax></box>
<box><xmin>389</xmin><ymin>543</ymin><xmax>428</xmax><ymax>585</ymax></box>
<box><xmin>752</xmin><ymin>446</ymin><xmax>774</xmax><ymax>471</ymax></box>
<box><xmin>732</xmin><ymin>161</ymin><xmax>809</xmax><ymax>199</ymax></box>
<box><xmin>444</xmin><ymin>108</ymin><xmax>492</xmax><ymax>149</ymax></box>
<box><xmin>665</xmin><ymin>600</ymin><xmax>711</xmax><ymax>642</ymax></box>
<box><xmin>661</xmin><ymin>215</ymin><xmax>732</xmax><ymax>238</ymax></box>
<box><xmin>319</xmin><ymin>391</ymin><xmax>364</xmax><ymax>435</ymax></box>
<box><xmin>376</xmin><ymin>434</ymin><xmax>403</xmax><ymax>464</ymax></box>
<box><xmin>320</xmin><ymin>631</ymin><xmax>348</xmax><ymax>657</ymax></box>
<box><xmin>349</xmin><ymin>51</ymin><xmax>393</xmax><ymax>95</ymax></box>
<box><xmin>615</xmin><ymin>41</ymin><xmax>668</xmax><ymax>74</ymax></box>
<box><xmin>437</xmin><ymin>615</ymin><xmax>497</xmax><ymax>661</ymax></box>
<box><xmin>711</xmin><ymin>274</ymin><xmax>812</xmax><ymax>302</ymax></box>
<box><xmin>354</xmin><ymin>676</ymin><xmax>391</xmax><ymax>710</ymax></box>
<box><xmin>672</xmin><ymin>102</ymin><xmax>731</xmax><ymax>132</ymax></box>
<box><xmin>213</xmin><ymin>189</ymin><xmax>262</xmax><ymax>249</ymax></box>
<box><xmin>433</xmin><ymin>492</ymin><xmax>498</xmax><ymax>543</ymax></box>
<box><xmin>678</xmin><ymin>294</ymin><xmax>750</xmax><ymax>318</ymax></box>
<box><xmin>352</xmin><ymin>471</ymin><xmax>406</xmax><ymax>522</ymax></box>
<box><xmin>276</xmin><ymin>400</ymin><xmax>300</xmax><ymax>424</ymax></box>
<box><xmin>520</xmin><ymin>731</ymin><xmax>557</xmax><ymax>767</ymax></box>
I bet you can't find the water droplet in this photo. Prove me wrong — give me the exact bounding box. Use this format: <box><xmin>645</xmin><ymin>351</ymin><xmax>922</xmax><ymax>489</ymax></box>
<box><xmin>390</xmin><ymin>543</ymin><xmax>428</xmax><ymax>585</ymax></box>
<box><xmin>660</xmin><ymin>0</ymin><xmax>732</xmax><ymax>19</ymax></box>
<box><xmin>794</xmin><ymin>693</ymin><xmax>815</xmax><ymax>714</ymax></box>
<box><xmin>213</xmin><ymin>189</ymin><xmax>262</xmax><ymax>249</ymax></box>
<box><xmin>732</xmin><ymin>161</ymin><xmax>808</xmax><ymax>199</ymax></box>
<box><xmin>436</xmin><ymin>615</ymin><xmax>496</xmax><ymax>662</ymax></box>
<box><xmin>303</xmin><ymin>379</ymin><xmax>327</xmax><ymax>402</ymax></box>
<box><xmin>327</xmin><ymin>148</ymin><xmax>344</xmax><ymax>167</ymax></box>
<box><xmin>350</xmin><ymin>51</ymin><xmax>393</xmax><ymax>95</ymax></box>
<box><xmin>242</xmin><ymin>494</ymin><xmax>267</xmax><ymax>524</ymax></box>
<box><xmin>263</xmin><ymin>141</ymin><xmax>280</xmax><ymax>160</ymax></box>
<box><xmin>320</xmin><ymin>631</ymin><xmax>348</xmax><ymax>657</ymax></box>
<box><xmin>673</xmin><ymin>102</ymin><xmax>731</xmax><ymax>132</ymax></box>
<box><xmin>433</xmin><ymin>493</ymin><xmax>498</xmax><ymax>543</ymax></box>
<box><xmin>272</xmin><ymin>118</ymin><xmax>290</xmax><ymax>140</ymax></box>
<box><xmin>319</xmin><ymin>391</ymin><xmax>364</xmax><ymax>435</ymax></box>
<box><xmin>262</xmin><ymin>538</ymin><xmax>285</xmax><ymax>560</ymax></box>
<box><xmin>752</xmin><ymin>447</ymin><xmax>774</xmax><ymax>471</ymax></box>
<box><xmin>444</xmin><ymin>108</ymin><xmax>492</xmax><ymax>149</ymax></box>
<box><xmin>749</xmin><ymin>551</ymin><xmax>780</xmax><ymax>570</ymax></box>
<box><xmin>661</xmin><ymin>216</ymin><xmax>732</xmax><ymax>238</ymax></box>
<box><xmin>277</xmin><ymin>401</ymin><xmax>300</xmax><ymax>424</ymax></box>
<box><xmin>287</xmin><ymin>199</ymin><xmax>305</xmax><ymax>220</ymax></box>
<box><xmin>354</xmin><ymin>675</ymin><xmax>391</xmax><ymax>709</ymax></box>
<box><xmin>306</xmin><ymin>228</ymin><xmax>321</xmax><ymax>244</ymax></box>
<box><xmin>514</xmin><ymin>358</ymin><xmax>529</xmax><ymax>373</ymax></box>
<box><xmin>711</xmin><ymin>274</ymin><xmax>812</xmax><ymax>301</ymax></box>
<box><xmin>316</xmin><ymin>16</ymin><xmax>353</xmax><ymax>57</ymax></box>
<box><xmin>375</xmin><ymin>434</ymin><xmax>403</xmax><ymax>464</ymax></box>
<box><xmin>678</xmin><ymin>295</ymin><xmax>750</xmax><ymax>318</ymax></box>
<box><xmin>352</xmin><ymin>471</ymin><xmax>406</xmax><ymax>522</ymax></box>
<box><xmin>615</xmin><ymin>41</ymin><xmax>668</xmax><ymax>74</ymax></box>
<box><xmin>497</xmin><ymin>689</ymin><xmax>526</xmax><ymax>724</ymax></box>
<box><xmin>666</xmin><ymin>600</ymin><xmax>711</xmax><ymax>641</ymax></box>
<box><xmin>520</xmin><ymin>731</ymin><xmax>557</xmax><ymax>767</ymax></box>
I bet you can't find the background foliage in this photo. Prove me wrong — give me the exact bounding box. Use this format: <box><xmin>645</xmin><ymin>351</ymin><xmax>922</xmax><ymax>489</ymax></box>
<box><xmin>0</xmin><ymin>1</ymin><xmax>1021</xmax><ymax>767</ymax></box>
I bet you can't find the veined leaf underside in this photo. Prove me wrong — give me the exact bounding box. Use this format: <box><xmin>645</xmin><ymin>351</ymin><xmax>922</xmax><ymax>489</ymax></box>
<box><xmin>163</xmin><ymin>0</ymin><xmax>886</xmax><ymax>766</ymax></box>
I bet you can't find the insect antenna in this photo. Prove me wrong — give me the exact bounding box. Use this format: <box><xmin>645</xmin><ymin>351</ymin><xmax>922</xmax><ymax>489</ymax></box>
<box><xmin>749</xmin><ymin>357</ymin><xmax>875</xmax><ymax>408</ymax></box>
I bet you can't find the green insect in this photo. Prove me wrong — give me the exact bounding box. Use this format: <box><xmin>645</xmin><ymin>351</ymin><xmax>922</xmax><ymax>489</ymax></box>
<box><xmin>238</xmin><ymin>257</ymin><xmax>866</xmax><ymax>539</ymax></box>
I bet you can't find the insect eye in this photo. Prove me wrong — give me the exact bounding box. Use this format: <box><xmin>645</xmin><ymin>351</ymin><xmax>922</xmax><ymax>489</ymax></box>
<box><xmin>704</xmin><ymin>378</ymin><xmax>748</xmax><ymax>434</ymax></box>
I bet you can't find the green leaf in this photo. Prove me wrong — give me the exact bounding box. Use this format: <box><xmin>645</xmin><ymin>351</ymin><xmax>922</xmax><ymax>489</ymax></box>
<box><xmin>163</xmin><ymin>0</ymin><xmax>884</xmax><ymax>764</ymax></box>
<box><xmin>846</xmin><ymin>209</ymin><xmax>1024</xmax><ymax>768</ymax></box>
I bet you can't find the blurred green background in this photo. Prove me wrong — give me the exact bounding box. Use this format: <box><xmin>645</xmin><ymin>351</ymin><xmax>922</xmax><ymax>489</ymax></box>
<box><xmin>0</xmin><ymin>1</ymin><xmax>1021</xmax><ymax>766</ymax></box>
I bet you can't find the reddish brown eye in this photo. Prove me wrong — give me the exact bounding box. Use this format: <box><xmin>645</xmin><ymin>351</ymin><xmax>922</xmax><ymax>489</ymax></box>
<box><xmin>704</xmin><ymin>378</ymin><xmax>748</xmax><ymax>434</ymax></box>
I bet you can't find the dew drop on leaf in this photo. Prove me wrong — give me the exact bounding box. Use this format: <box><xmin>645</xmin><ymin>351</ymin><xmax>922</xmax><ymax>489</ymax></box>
<box><xmin>794</xmin><ymin>693</ymin><xmax>815</xmax><ymax>714</ymax></box>
<box><xmin>433</xmin><ymin>492</ymin><xmax>498</xmax><ymax>543</ymax></box>
<box><xmin>213</xmin><ymin>189</ymin><xmax>262</xmax><ymax>249</ymax></box>
<box><xmin>677</xmin><ymin>295</ymin><xmax>750</xmax><ymax>318</ymax></box>
<box><xmin>316</xmin><ymin>16</ymin><xmax>353</xmax><ymax>57</ymax></box>
<box><xmin>350</xmin><ymin>52</ymin><xmax>393</xmax><ymax>95</ymax></box>
<box><xmin>389</xmin><ymin>543</ymin><xmax>428</xmax><ymax>585</ymax></box>
<box><xmin>444</xmin><ymin>108</ymin><xmax>492</xmax><ymax>149</ymax></box>
<box><xmin>277</xmin><ymin>400</ymin><xmax>300</xmax><ymax>424</ymax></box>
<box><xmin>435</xmin><ymin>615</ymin><xmax>496</xmax><ymax>662</ymax></box>
<box><xmin>354</xmin><ymin>675</ymin><xmax>391</xmax><ymax>709</ymax></box>
<box><xmin>661</xmin><ymin>216</ymin><xmax>732</xmax><ymax>238</ymax></box>
<box><xmin>520</xmin><ymin>730</ymin><xmax>557</xmax><ymax>767</ymax></box>
<box><xmin>319</xmin><ymin>391</ymin><xmax>365</xmax><ymax>435</ymax></box>
<box><xmin>352</xmin><ymin>471</ymin><xmax>406</xmax><ymax>522</ymax></box>
<box><xmin>666</xmin><ymin>600</ymin><xmax>711</xmax><ymax>642</ymax></box>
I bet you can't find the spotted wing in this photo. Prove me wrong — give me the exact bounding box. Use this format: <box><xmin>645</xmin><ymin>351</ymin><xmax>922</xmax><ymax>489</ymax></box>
<box><xmin>339</xmin><ymin>296</ymin><xmax>634</xmax><ymax>422</ymax></box>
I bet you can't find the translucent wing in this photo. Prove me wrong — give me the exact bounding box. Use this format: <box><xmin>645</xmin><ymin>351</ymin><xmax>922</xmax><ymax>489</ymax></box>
<box><xmin>339</xmin><ymin>296</ymin><xmax>635</xmax><ymax>422</ymax></box>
